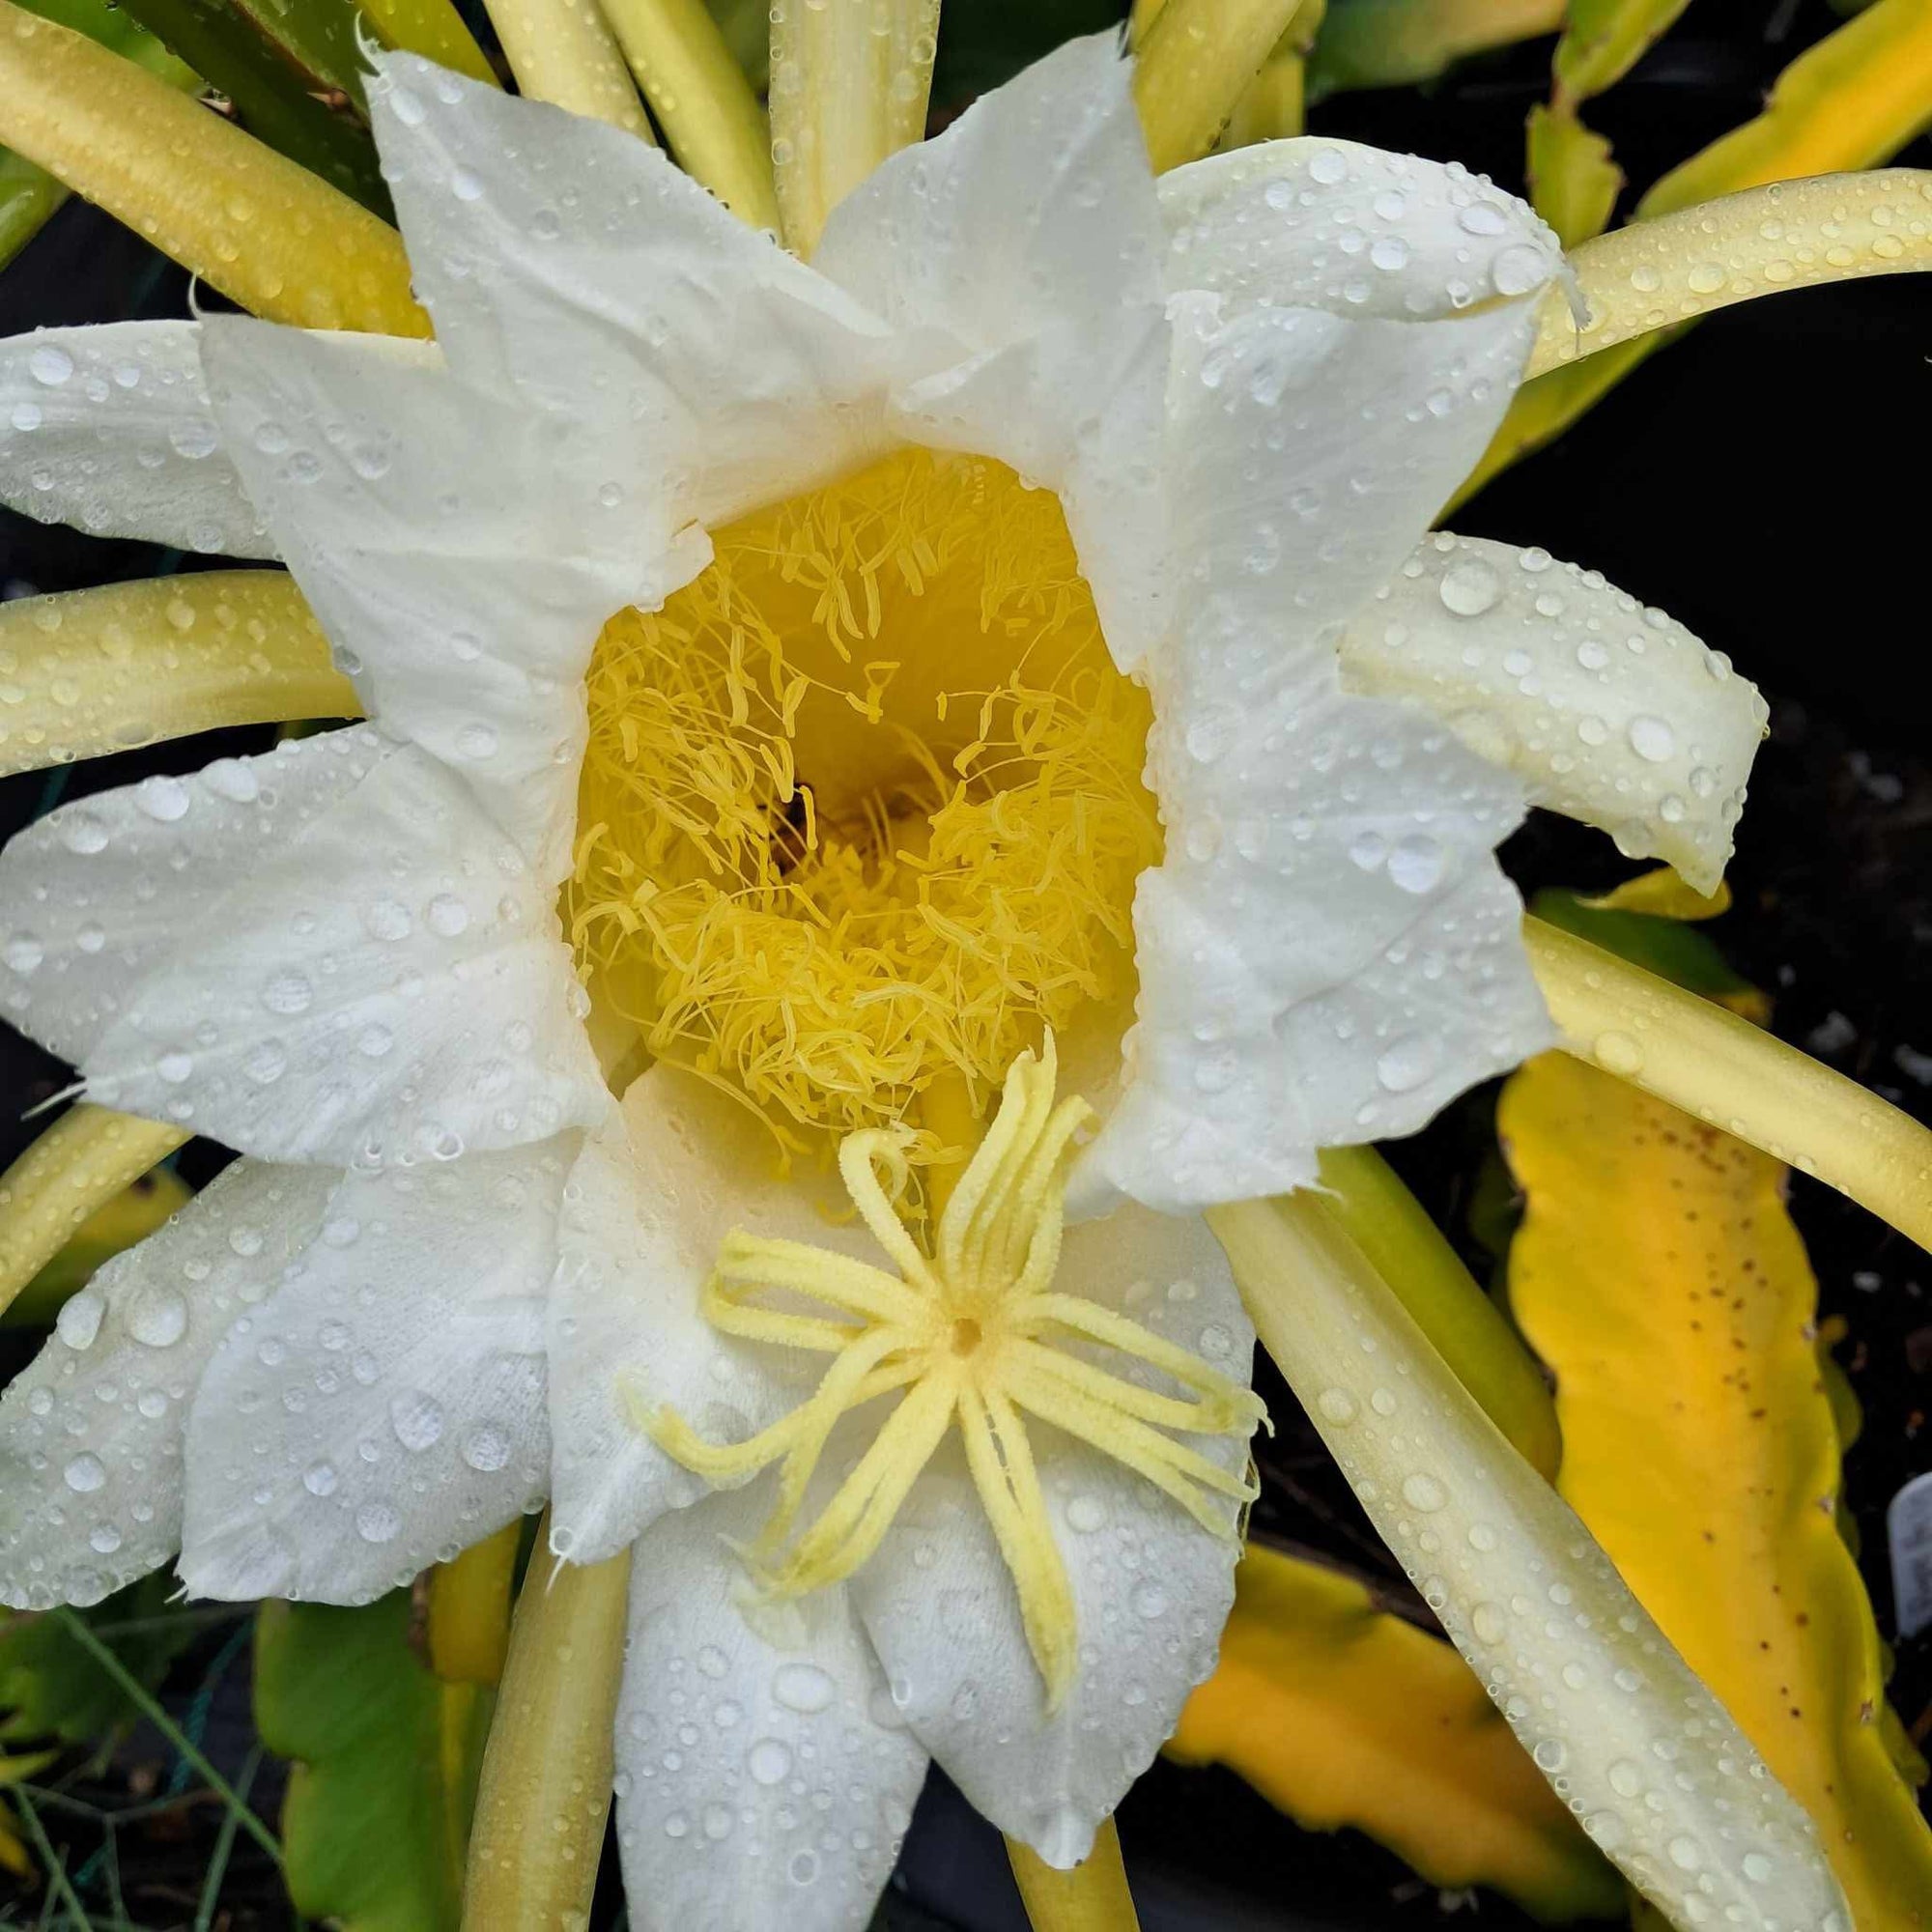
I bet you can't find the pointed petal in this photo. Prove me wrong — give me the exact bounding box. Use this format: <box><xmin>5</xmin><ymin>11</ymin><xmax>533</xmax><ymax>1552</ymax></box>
<box><xmin>0</xmin><ymin>323</ymin><xmax>273</xmax><ymax>556</ymax></box>
<box><xmin>179</xmin><ymin>1139</ymin><xmax>569</xmax><ymax>1602</ymax></box>
<box><xmin>200</xmin><ymin>319</ymin><xmax>692</xmax><ymax>882</ymax></box>
<box><xmin>548</xmin><ymin>1064</ymin><xmax>868</xmax><ymax>1564</ymax></box>
<box><xmin>851</xmin><ymin>1208</ymin><xmax>1251</xmax><ymax>1864</ymax></box>
<box><xmin>1341</xmin><ymin>534</ymin><xmax>1767</xmax><ymax>893</ymax></box>
<box><xmin>612</xmin><ymin>1485</ymin><xmax>928</xmax><ymax>1931</ymax></box>
<box><xmin>1071</xmin><ymin>280</ymin><xmax>1555</xmax><ymax>1215</ymax></box>
<box><xmin>364</xmin><ymin>55</ymin><xmax>891</xmax><ymax>531</ymax></box>
<box><xmin>0</xmin><ymin>728</ymin><xmax>608</xmax><ymax>1168</ymax></box>
<box><xmin>813</xmin><ymin>33</ymin><xmax>1174</xmax><ymax>670</ymax></box>
<box><xmin>1160</xmin><ymin>137</ymin><xmax>1564</xmax><ymax>329</ymax></box>
<box><xmin>0</xmin><ymin>1160</ymin><xmax>332</xmax><ymax>1609</ymax></box>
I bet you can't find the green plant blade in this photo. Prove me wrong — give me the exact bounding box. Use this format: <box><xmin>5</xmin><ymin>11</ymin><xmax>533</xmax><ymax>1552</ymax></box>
<box><xmin>257</xmin><ymin>1594</ymin><xmax>489</xmax><ymax>1932</ymax></box>
<box><xmin>108</xmin><ymin>0</ymin><xmax>388</xmax><ymax>213</ymax></box>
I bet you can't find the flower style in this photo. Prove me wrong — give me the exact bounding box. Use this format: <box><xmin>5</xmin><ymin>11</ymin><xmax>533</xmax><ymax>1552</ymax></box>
<box><xmin>0</xmin><ymin>21</ymin><xmax>1852</xmax><ymax>1932</ymax></box>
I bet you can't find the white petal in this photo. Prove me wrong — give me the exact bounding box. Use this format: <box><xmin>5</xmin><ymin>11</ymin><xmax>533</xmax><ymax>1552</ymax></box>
<box><xmin>366</xmin><ymin>54</ymin><xmax>892</xmax><ymax>532</ymax></box>
<box><xmin>549</xmin><ymin>1064</ymin><xmax>868</xmax><ymax>1565</ymax></box>
<box><xmin>1160</xmin><ymin>137</ymin><xmax>1564</xmax><ymax>328</ymax></box>
<box><xmin>850</xmin><ymin>1208</ymin><xmax>1251</xmax><ymax>1865</ymax></box>
<box><xmin>0</xmin><ymin>727</ymin><xmax>608</xmax><ymax>1168</ymax></box>
<box><xmin>813</xmin><ymin>33</ymin><xmax>1174</xmax><ymax>670</ymax></box>
<box><xmin>199</xmin><ymin>318</ymin><xmax>689</xmax><ymax>883</ymax></box>
<box><xmin>1076</xmin><ymin>678</ymin><xmax>1548</xmax><ymax>1213</ymax></box>
<box><xmin>612</xmin><ymin>1485</ymin><xmax>928</xmax><ymax>1932</ymax></box>
<box><xmin>1071</xmin><ymin>291</ymin><xmax>1554</xmax><ymax>1215</ymax></box>
<box><xmin>0</xmin><ymin>1159</ymin><xmax>332</xmax><ymax>1609</ymax></box>
<box><xmin>0</xmin><ymin>323</ymin><xmax>273</xmax><ymax>556</ymax></box>
<box><xmin>1341</xmin><ymin>535</ymin><xmax>1767</xmax><ymax>893</ymax></box>
<box><xmin>178</xmin><ymin>1140</ymin><xmax>568</xmax><ymax>1602</ymax></box>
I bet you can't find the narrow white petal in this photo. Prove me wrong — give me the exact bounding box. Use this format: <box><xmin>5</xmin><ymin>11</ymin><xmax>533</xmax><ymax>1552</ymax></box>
<box><xmin>0</xmin><ymin>727</ymin><xmax>608</xmax><ymax>1167</ymax></box>
<box><xmin>0</xmin><ymin>323</ymin><xmax>273</xmax><ymax>556</ymax></box>
<box><xmin>851</xmin><ymin>1208</ymin><xmax>1251</xmax><ymax>1865</ymax></box>
<box><xmin>813</xmin><ymin>33</ymin><xmax>1174</xmax><ymax>670</ymax></box>
<box><xmin>1160</xmin><ymin>137</ymin><xmax>1564</xmax><ymax>328</ymax></box>
<box><xmin>179</xmin><ymin>1139</ymin><xmax>569</xmax><ymax>1602</ymax></box>
<box><xmin>366</xmin><ymin>54</ymin><xmax>893</xmax><ymax>531</ymax></box>
<box><xmin>549</xmin><ymin>1065</ymin><xmax>867</xmax><ymax>1565</ymax></box>
<box><xmin>1342</xmin><ymin>535</ymin><xmax>1767</xmax><ymax>893</ymax></box>
<box><xmin>200</xmin><ymin>319</ymin><xmax>692</xmax><ymax>883</ymax></box>
<box><xmin>612</xmin><ymin>1486</ymin><xmax>928</xmax><ymax>1932</ymax></box>
<box><xmin>0</xmin><ymin>1159</ymin><xmax>332</xmax><ymax>1609</ymax></box>
<box><xmin>1217</xmin><ymin>1194</ymin><xmax>1852</xmax><ymax>1932</ymax></box>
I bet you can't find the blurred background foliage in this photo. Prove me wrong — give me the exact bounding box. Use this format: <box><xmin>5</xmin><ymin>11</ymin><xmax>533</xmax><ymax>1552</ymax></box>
<box><xmin>1</xmin><ymin>0</ymin><xmax>1930</xmax><ymax>1924</ymax></box>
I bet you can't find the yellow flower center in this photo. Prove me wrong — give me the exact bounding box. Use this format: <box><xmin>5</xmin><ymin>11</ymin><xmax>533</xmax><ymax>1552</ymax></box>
<box><xmin>568</xmin><ymin>448</ymin><xmax>1161</xmax><ymax>1152</ymax></box>
<box><xmin>632</xmin><ymin>1037</ymin><xmax>1265</xmax><ymax>1708</ymax></box>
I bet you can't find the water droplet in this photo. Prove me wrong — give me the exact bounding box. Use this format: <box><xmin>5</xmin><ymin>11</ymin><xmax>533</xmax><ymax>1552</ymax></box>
<box><xmin>64</xmin><ymin>1452</ymin><xmax>106</xmax><ymax>1493</ymax></box>
<box><xmin>748</xmin><ymin>1738</ymin><xmax>792</xmax><ymax>1786</ymax></box>
<box><xmin>134</xmin><ymin>775</ymin><xmax>190</xmax><ymax>821</ymax></box>
<box><xmin>1607</xmin><ymin>1758</ymin><xmax>1644</xmax><ymax>1797</ymax></box>
<box><xmin>56</xmin><ymin>1291</ymin><xmax>104</xmax><ymax>1350</ymax></box>
<box><xmin>261</xmin><ymin>970</ymin><xmax>313</xmax><ymax>1015</ymax></box>
<box><xmin>390</xmin><ymin>1390</ymin><xmax>444</xmax><ymax>1452</ymax></box>
<box><xmin>1401</xmin><ymin>1473</ymin><xmax>1447</xmax><ymax>1513</ymax></box>
<box><xmin>461</xmin><ymin>1425</ymin><xmax>510</xmax><ymax>1471</ymax></box>
<box><xmin>427</xmin><ymin>894</ymin><xmax>470</xmax><ymax>937</ymax></box>
<box><xmin>125</xmin><ymin>1287</ymin><xmax>187</xmax><ymax>1348</ymax></box>
<box><xmin>1386</xmin><ymin>834</ymin><xmax>1445</xmax><ymax>895</ymax></box>
<box><xmin>302</xmin><ymin>1460</ymin><xmax>338</xmax><ymax>1496</ymax></box>
<box><xmin>1593</xmin><ymin>1031</ymin><xmax>1644</xmax><ymax>1077</ymax></box>
<box><xmin>1376</xmin><ymin>1033</ymin><xmax>1439</xmax><ymax>1094</ymax></box>
<box><xmin>1065</xmin><ymin>1493</ymin><xmax>1108</xmax><ymax>1533</ymax></box>
<box><xmin>1316</xmin><ymin>1387</ymin><xmax>1357</xmax><ymax>1425</ymax></box>
<box><xmin>1438</xmin><ymin>558</ymin><xmax>1501</xmax><ymax>617</ymax></box>
<box><xmin>772</xmin><ymin>1662</ymin><xmax>834</xmax><ymax>1714</ymax></box>
<box><xmin>355</xmin><ymin>1500</ymin><xmax>401</xmax><ymax>1544</ymax></box>
<box><xmin>1628</xmin><ymin>715</ymin><xmax>1676</xmax><ymax>763</ymax></box>
<box><xmin>29</xmin><ymin>345</ymin><xmax>73</xmax><ymax>386</ymax></box>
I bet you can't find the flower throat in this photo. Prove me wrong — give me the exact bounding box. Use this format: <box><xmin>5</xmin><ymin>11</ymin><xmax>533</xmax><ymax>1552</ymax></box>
<box><xmin>568</xmin><ymin>448</ymin><xmax>1161</xmax><ymax>1150</ymax></box>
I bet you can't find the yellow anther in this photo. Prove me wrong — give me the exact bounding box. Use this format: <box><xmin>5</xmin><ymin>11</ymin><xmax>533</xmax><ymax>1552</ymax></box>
<box><xmin>632</xmin><ymin>1037</ymin><xmax>1266</xmax><ymax>1708</ymax></box>
<box><xmin>568</xmin><ymin>448</ymin><xmax>1161</xmax><ymax>1153</ymax></box>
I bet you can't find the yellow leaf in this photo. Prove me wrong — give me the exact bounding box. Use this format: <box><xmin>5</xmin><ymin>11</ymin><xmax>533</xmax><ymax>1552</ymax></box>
<box><xmin>1168</xmin><ymin>1545</ymin><xmax>1622</xmax><ymax>1921</ymax></box>
<box><xmin>0</xmin><ymin>1747</ymin><xmax>55</xmax><ymax>1880</ymax></box>
<box><xmin>1549</xmin><ymin>0</ymin><xmax>1695</xmax><ymax>108</ymax></box>
<box><xmin>1458</xmin><ymin>0</ymin><xmax>1932</xmax><ymax>505</ymax></box>
<box><xmin>1500</xmin><ymin>1052</ymin><xmax>1932</xmax><ymax>1929</ymax></box>
<box><xmin>1527</xmin><ymin>102</ymin><xmax>1623</xmax><ymax>248</ymax></box>
<box><xmin>1581</xmin><ymin>866</ymin><xmax>1730</xmax><ymax>922</ymax></box>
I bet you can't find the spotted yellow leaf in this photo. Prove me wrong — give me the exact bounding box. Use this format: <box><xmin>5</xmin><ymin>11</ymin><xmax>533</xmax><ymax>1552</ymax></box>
<box><xmin>1501</xmin><ymin>1052</ymin><xmax>1932</xmax><ymax>1928</ymax></box>
<box><xmin>1167</xmin><ymin>1544</ymin><xmax>1622</xmax><ymax>1920</ymax></box>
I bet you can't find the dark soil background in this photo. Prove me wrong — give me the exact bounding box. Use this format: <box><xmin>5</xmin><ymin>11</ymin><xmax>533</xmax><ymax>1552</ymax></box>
<box><xmin>2</xmin><ymin>0</ymin><xmax>1928</xmax><ymax>1925</ymax></box>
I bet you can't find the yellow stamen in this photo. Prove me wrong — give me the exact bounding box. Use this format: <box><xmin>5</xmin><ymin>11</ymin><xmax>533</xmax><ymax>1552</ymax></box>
<box><xmin>568</xmin><ymin>449</ymin><xmax>1160</xmax><ymax>1155</ymax></box>
<box><xmin>595</xmin><ymin>0</ymin><xmax>780</xmax><ymax>229</ymax></box>
<box><xmin>0</xmin><ymin>2</ymin><xmax>428</xmax><ymax>335</ymax></box>
<box><xmin>768</xmin><ymin>0</ymin><xmax>939</xmax><ymax>256</ymax></box>
<box><xmin>0</xmin><ymin>575</ymin><xmax>357</xmax><ymax>781</ymax></box>
<box><xmin>635</xmin><ymin>1037</ymin><xmax>1265</xmax><ymax>1708</ymax></box>
<box><xmin>1526</xmin><ymin>167</ymin><xmax>1932</xmax><ymax>379</ymax></box>
<box><xmin>479</xmin><ymin>0</ymin><xmax>656</xmax><ymax>138</ymax></box>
